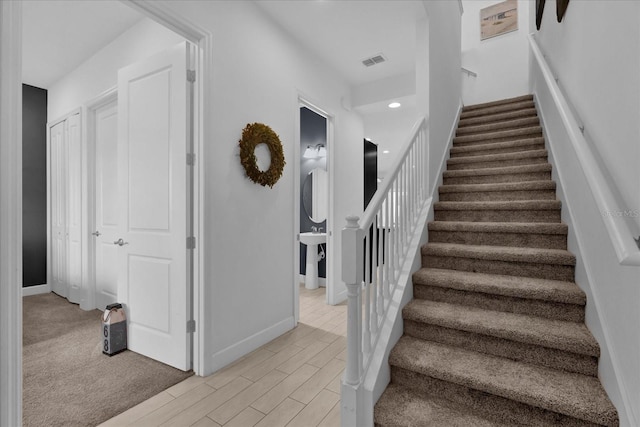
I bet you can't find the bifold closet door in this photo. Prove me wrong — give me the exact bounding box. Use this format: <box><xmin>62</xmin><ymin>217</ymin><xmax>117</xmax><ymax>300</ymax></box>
<box><xmin>66</xmin><ymin>113</ymin><xmax>82</xmax><ymax>304</ymax></box>
<box><xmin>50</xmin><ymin>121</ymin><xmax>67</xmax><ymax>297</ymax></box>
<box><xmin>50</xmin><ymin>113</ymin><xmax>82</xmax><ymax>304</ymax></box>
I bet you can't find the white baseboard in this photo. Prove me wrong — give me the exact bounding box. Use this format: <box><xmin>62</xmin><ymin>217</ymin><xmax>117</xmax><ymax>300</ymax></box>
<box><xmin>22</xmin><ymin>284</ymin><xmax>50</xmax><ymax>297</ymax></box>
<box><xmin>206</xmin><ymin>316</ymin><xmax>295</xmax><ymax>375</ymax></box>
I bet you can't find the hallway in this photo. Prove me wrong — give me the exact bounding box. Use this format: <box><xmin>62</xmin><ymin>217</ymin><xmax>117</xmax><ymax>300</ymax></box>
<box><xmin>100</xmin><ymin>285</ymin><xmax>346</xmax><ymax>426</ymax></box>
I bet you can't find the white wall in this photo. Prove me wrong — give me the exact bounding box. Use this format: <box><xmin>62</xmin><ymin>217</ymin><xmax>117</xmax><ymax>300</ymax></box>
<box><xmin>534</xmin><ymin>0</ymin><xmax>640</xmax><ymax>233</ymax></box>
<box><xmin>362</xmin><ymin>106</ymin><xmax>419</xmax><ymax>178</ymax></box>
<box><xmin>47</xmin><ymin>18</ymin><xmax>183</xmax><ymax>120</ymax></box>
<box><xmin>461</xmin><ymin>0</ymin><xmax>531</xmax><ymax>106</ymax></box>
<box><xmin>425</xmin><ymin>0</ymin><xmax>463</xmax><ymax>192</ymax></box>
<box><xmin>156</xmin><ymin>0</ymin><xmax>364</xmax><ymax>373</ymax></box>
<box><xmin>533</xmin><ymin>1</ymin><xmax>640</xmax><ymax>424</ymax></box>
<box><xmin>47</xmin><ymin>1</ymin><xmax>365</xmax><ymax>375</ymax></box>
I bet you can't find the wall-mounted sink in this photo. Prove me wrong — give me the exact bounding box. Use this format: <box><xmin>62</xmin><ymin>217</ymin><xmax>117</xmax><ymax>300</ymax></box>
<box><xmin>300</xmin><ymin>232</ymin><xmax>326</xmax><ymax>245</ymax></box>
<box><xmin>300</xmin><ymin>232</ymin><xmax>326</xmax><ymax>289</ymax></box>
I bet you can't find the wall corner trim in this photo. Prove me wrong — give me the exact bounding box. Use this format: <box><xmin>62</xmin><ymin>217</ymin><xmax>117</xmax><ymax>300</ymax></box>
<box><xmin>0</xmin><ymin>1</ymin><xmax>23</xmax><ymax>425</ymax></box>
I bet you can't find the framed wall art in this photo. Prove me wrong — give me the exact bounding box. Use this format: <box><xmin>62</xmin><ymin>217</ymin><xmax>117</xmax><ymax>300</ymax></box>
<box><xmin>481</xmin><ymin>0</ymin><xmax>518</xmax><ymax>41</ymax></box>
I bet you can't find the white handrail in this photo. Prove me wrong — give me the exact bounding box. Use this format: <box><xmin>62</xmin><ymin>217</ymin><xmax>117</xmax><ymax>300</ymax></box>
<box><xmin>529</xmin><ymin>34</ymin><xmax>640</xmax><ymax>266</ymax></box>
<box><xmin>341</xmin><ymin>116</ymin><xmax>429</xmax><ymax>424</ymax></box>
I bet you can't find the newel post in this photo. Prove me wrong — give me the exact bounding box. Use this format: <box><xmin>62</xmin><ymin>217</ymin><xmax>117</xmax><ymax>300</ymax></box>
<box><xmin>342</xmin><ymin>215</ymin><xmax>363</xmax><ymax>386</ymax></box>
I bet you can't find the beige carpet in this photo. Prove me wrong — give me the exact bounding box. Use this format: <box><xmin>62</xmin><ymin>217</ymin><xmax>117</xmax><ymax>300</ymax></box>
<box><xmin>23</xmin><ymin>293</ymin><xmax>193</xmax><ymax>427</ymax></box>
<box><xmin>374</xmin><ymin>95</ymin><xmax>619</xmax><ymax>426</ymax></box>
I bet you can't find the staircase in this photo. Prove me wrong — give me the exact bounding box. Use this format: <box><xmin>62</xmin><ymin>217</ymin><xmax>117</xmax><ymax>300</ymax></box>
<box><xmin>374</xmin><ymin>95</ymin><xmax>619</xmax><ymax>426</ymax></box>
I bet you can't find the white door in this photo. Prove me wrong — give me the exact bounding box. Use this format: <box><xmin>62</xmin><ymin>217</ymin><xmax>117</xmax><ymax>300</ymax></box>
<box><xmin>50</xmin><ymin>121</ymin><xmax>67</xmax><ymax>297</ymax></box>
<box><xmin>94</xmin><ymin>101</ymin><xmax>119</xmax><ymax>310</ymax></box>
<box><xmin>66</xmin><ymin>113</ymin><xmax>83</xmax><ymax>304</ymax></box>
<box><xmin>117</xmin><ymin>42</ymin><xmax>192</xmax><ymax>371</ymax></box>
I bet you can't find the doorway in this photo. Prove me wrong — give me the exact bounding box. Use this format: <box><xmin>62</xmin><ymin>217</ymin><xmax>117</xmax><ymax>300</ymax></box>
<box><xmin>0</xmin><ymin>1</ymin><xmax>213</xmax><ymax>424</ymax></box>
<box><xmin>296</xmin><ymin>98</ymin><xmax>334</xmax><ymax>323</ymax></box>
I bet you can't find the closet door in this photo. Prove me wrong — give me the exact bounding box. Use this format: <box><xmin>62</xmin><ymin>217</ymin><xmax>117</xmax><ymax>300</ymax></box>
<box><xmin>66</xmin><ymin>114</ymin><xmax>82</xmax><ymax>304</ymax></box>
<box><xmin>50</xmin><ymin>121</ymin><xmax>67</xmax><ymax>297</ymax></box>
<box><xmin>49</xmin><ymin>113</ymin><xmax>82</xmax><ymax>302</ymax></box>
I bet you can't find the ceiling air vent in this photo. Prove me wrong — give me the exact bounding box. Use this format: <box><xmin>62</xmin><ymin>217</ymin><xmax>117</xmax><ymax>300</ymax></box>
<box><xmin>362</xmin><ymin>54</ymin><xmax>386</xmax><ymax>67</ymax></box>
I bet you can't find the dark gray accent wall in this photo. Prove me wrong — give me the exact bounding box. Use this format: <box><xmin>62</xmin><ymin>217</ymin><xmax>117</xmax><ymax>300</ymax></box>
<box><xmin>22</xmin><ymin>84</ymin><xmax>48</xmax><ymax>287</ymax></box>
<box><xmin>300</xmin><ymin>106</ymin><xmax>327</xmax><ymax>278</ymax></box>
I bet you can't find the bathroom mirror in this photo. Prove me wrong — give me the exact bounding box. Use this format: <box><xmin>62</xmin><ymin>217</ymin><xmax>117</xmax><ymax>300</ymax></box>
<box><xmin>302</xmin><ymin>167</ymin><xmax>328</xmax><ymax>223</ymax></box>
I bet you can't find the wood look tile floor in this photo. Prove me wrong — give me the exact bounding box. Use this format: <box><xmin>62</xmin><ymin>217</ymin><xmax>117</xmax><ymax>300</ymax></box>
<box><xmin>100</xmin><ymin>285</ymin><xmax>346</xmax><ymax>427</ymax></box>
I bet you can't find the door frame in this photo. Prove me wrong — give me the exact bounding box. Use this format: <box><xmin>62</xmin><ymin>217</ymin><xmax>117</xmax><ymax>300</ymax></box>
<box><xmin>108</xmin><ymin>1</ymin><xmax>210</xmax><ymax>375</ymax></box>
<box><xmin>294</xmin><ymin>94</ymin><xmax>335</xmax><ymax>322</ymax></box>
<box><xmin>0</xmin><ymin>2</ymin><xmax>213</xmax><ymax>423</ymax></box>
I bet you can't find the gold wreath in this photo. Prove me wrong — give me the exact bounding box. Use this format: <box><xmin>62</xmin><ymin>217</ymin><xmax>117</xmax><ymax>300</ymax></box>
<box><xmin>239</xmin><ymin>123</ymin><xmax>286</xmax><ymax>188</ymax></box>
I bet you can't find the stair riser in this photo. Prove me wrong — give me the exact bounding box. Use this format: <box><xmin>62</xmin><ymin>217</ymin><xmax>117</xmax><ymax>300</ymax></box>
<box><xmin>439</xmin><ymin>190</ymin><xmax>556</xmax><ymax>202</ymax></box>
<box><xmin>413</xmin><ymin>283</ymin><xmax>583</xmax><ymax>322</ymax></box>
<box><xmin>450</xmin><ymin>143</ymin><xmax>545</xmax><ymax>157</ymax></box>
<box><xmin>434</xmin><ymin>209</ymin><xmax>561</xmax><ymax>223</ymax></box>
<box><xmin>463</xmin><ymin>95</ymin><xmax>534</xmax><ymax>112</ymax></box>
<box><xmin>390</xmin><ymin>367</ymin><xmax>601</xmax><ymax>427</ymax></box>
<box><xmin>422</xmin><ymin>254</ymin><xmax>575</xmax><ymax>281</ymax></box>
<box><xmin>442</xmin><ymin>171</ymin><xmax>551</xmax><ymax>185</ymax></box>
<box><xmin>460</xmin><ymin>101</ymin><xmax>536</xmax><ymax>119</ymax></box>
<box><xmin>404</xmin><ymin>320</ymin><xmax>596</xmax><ymax>376</ymax></box>
<box><xmin>454</xmin><ymin>128</ymin><xmax>542</xmax><ymax>144</ymax></box>
<box><xmin>456</xmin><ymin>118</ymin><xmax>540</xmax><ymax>136</ymax></box>
<box><xmin>428</xmin><ymin>229</ymin><xmax>567</xmax><ymax>249</ymax></box>
<box><xmin>447</xmin><ymin>157</ymin><xmax>548</xmax><ymax>170</ymax></box>
<box><xmin>458</xmin><ymin>109</ymin><xmax>538</xmax><ymax>128</ymax></box>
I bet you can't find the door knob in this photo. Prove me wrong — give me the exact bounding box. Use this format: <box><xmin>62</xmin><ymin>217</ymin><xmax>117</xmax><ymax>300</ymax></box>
<box><xmin>92</xmin><ymin>230</ymin><xmax>101</xmax><ymax>237</ymax></box>
<box><xmin>113</xmin><ymin>238</ymin><xmax>129</xmax><ymax>246</ymax></box>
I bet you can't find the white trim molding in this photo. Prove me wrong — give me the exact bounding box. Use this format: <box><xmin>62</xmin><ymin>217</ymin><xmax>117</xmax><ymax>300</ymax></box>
<box><xmin>22</xmin><ymin>284</ymin><xmax>51</xmax><ymax>297</ymax></box>
<box><xmin>0</xmin><ymin>1</ymin><xmax>23</xmax><ymax>425</ymax></box>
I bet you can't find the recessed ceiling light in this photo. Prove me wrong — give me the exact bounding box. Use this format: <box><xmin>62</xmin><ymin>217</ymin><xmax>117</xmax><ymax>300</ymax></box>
<box><xmin>383</xmin><ymin>150</ymin><xmax>390</xmax><ymax>154</ymax></box>
<box><xmin>388</xmin><ymin>102</ymin><xmax>401</xmax><ymax>109</ymax></box>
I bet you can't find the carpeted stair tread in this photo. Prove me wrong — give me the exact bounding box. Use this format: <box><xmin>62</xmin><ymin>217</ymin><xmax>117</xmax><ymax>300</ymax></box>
<box><xmin>403</xmin><ymin>299</ymin><xmax>598</xmax><ymax>356</ymax></box>
<box><xmin>450</xmin><ymin>137</ymin><xmax>545</xmax><ymax>156</ymax></box>
<box><xmin>374</xmin><ymin>383</ymin><xmax>509</xmax><ymax>427</ymax></box>
<box><xmin>435</xmin><ymin>200</ymin><xmax>561</xmax><ymax>212</ymax></box>
<box><xmin>456</xmin><ymin>117</ymin><xmax>540</xmax><ymax>136</ymax></box>
<box><xmin>458</xmin><ymin>107</ymin><xmax>538</xmax><ymax>128</ymax></box>
<box><xmin>389</xmin><ymin>337</ymin><xmax>618</xmax><ymax>426</ymax></box>
<box><xmin>439</xmin><ymin>180</ymin><xmax>556</xmax><ymax>194</ymax></box>
<box><xmin>460</xmin><ymin>101</ymin><xmax>536</xmax><ymax>119</ymax></box>
<box><xmin>422</xmin><ymin>243</ymin><xmax>575</xmax><ymax>266</ymax></box>
<box><xmin>463</xmin><ymin>94</ymin><xmax>534</xmax><ymax>111</ymax></box>
<box><xmin>453</xmin><ymin>126</ymin><xmax>542</xmax><ymax>145</ymax></box>
<box><xmin>447</xmin><ymin>149</ymin><xmax>547</xmax><ymax>166</ymax></box>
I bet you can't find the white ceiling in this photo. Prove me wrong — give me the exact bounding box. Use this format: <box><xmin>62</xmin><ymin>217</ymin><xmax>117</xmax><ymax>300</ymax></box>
<box><xmin>255</xmin><ymin>0</ymin><xmax>425</xmax><ymax>89</ymax></box>
<box><xmin>22</xmin><ymin>0</ymin><xmax>142</xmax><ymax>89</ymax></box>
<box><xmin>22</xmin><ymin>0</ymin><xmax>422</xmax><ymax>175</ymax></box>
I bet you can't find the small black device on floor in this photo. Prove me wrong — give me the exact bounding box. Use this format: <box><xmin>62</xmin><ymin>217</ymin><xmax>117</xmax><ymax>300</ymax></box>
<box><xmin>102</xmin><ymin>303</ymin><xmax>127</xmax><ymax>356</ymax></box>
